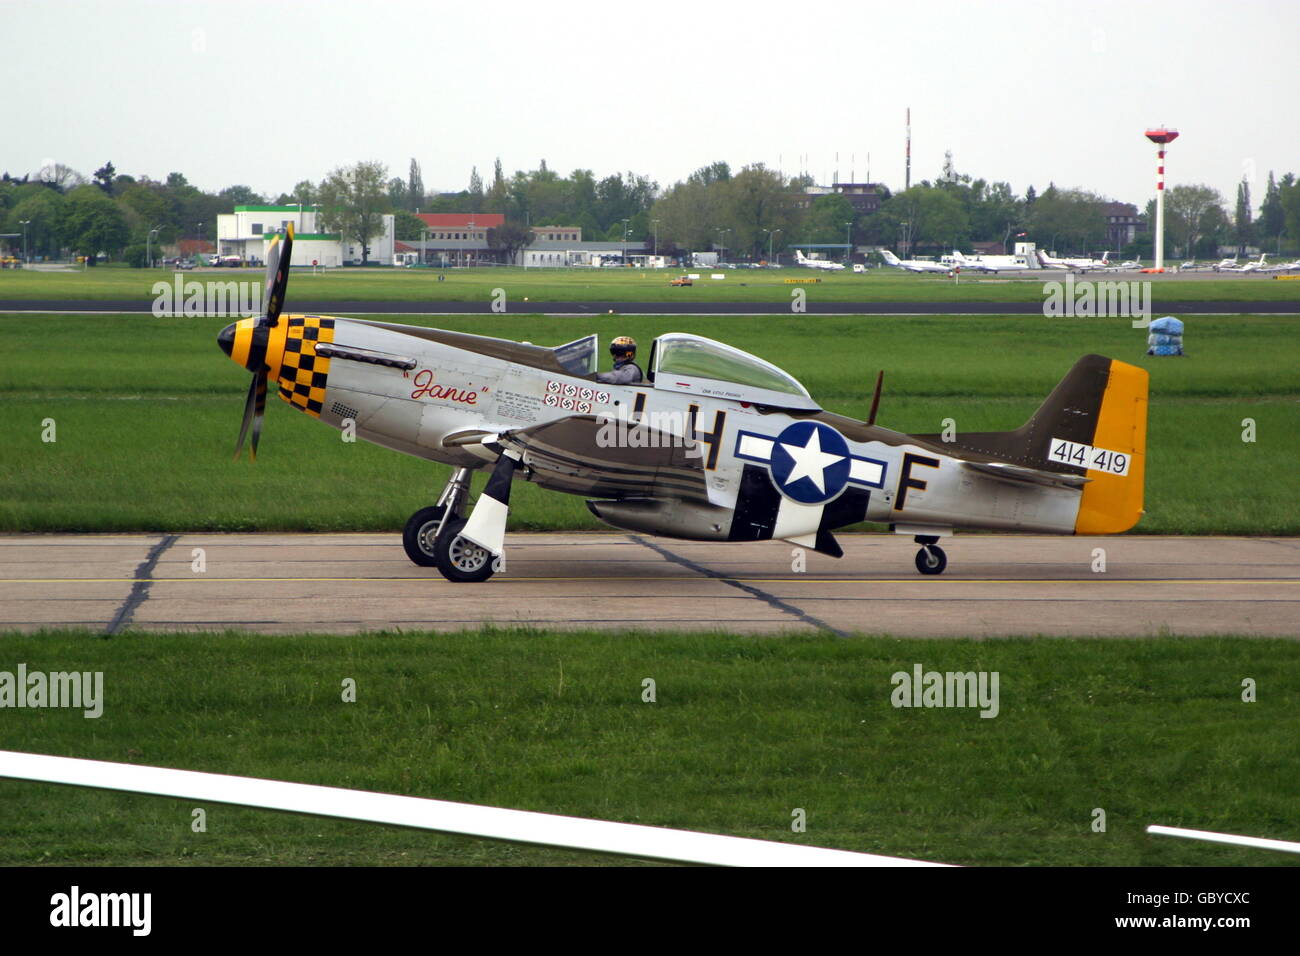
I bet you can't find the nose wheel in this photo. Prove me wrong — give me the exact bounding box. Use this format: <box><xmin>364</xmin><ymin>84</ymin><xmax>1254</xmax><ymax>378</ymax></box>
<box><xmin>402</xmin><ymin>506</ymin><xmax>447</xmax><ymax>567</ymax></box>
<box><xmin>432</xmin><ymin>516</ymin><xmax>498</xmax><ymax>583</ymax></box>
<box><xmin>913</xmin><ymin>535</ymin><xmax>948</xmax><ymax>576</ymax></box>
<box><xmin>402</xmin><ymin>467</ymin><xmax>500</xmax><ymax>582</ymax></box>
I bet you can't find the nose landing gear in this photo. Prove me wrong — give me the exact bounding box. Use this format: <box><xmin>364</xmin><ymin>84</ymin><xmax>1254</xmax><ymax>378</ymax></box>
<box><xmin>401</xmin><ymin>467</ymin><xmax>499</xmax><ymax>583</ymax></box>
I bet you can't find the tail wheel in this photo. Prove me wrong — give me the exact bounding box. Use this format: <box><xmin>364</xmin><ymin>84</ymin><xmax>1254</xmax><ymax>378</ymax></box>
<box><xmin>402</xmin><ymin>505</ymin><xmax>447</xmax><ymax>567</ymax></box>
<box><xmin>434</xmin><ymin>516</ymin><xmax>497</xmax><ymax>583</ymax></box>
<box><xmin>915</xmin><ymin>545</ymin><xmax>947</xmax><ymax>576</ymax></box>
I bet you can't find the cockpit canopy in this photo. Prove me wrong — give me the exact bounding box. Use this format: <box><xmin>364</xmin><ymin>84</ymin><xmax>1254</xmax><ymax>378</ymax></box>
<box><xmin>647</xmin><ymin>333</ymin><xmax>819</xmax><ymax>411</ymax></box>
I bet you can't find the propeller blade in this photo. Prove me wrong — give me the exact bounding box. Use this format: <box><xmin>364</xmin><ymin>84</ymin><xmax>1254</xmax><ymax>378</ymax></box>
<box><xmin>249</xmin><ymin>372</ymin><xmax>267</xmax><ymax>462</ymax></box>
<box><xmin>261</xmin><ymin>223</ymin><xmax>295</xmax><ymax>326</ymax></box>
<box><xmin>234</xmin><ymin>371</ymin><xmax>267</xmax><ymax>461</ymax></box>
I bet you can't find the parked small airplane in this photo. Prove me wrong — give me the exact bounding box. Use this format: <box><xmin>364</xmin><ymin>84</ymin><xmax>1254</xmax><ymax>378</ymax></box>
<box><xmin>218</xmin><ymin>226</ymin><xmax>1149</xmax><ymax>583</ymax></box>
<box><xmin>1212</xmin><ymin>255</ymin><xmax>1239</xmax><ymax>271</ymax></box>
<box><xmin>1219</xmin><ymin>253</ymin><xmax>1268</xmax><ymax>273</ymax></box>
<box><xmin>880</xmin><ymin>249</ymin><xmax>951</xmax><ymax>274</ymax></box>
<box><xmin>949</xmin><ymin>251</ymin><xmax>1024</xmax><ymax>273</ymax></box>
<box><xmin>1035</xmin><ymin>250</ymin><xmax>1110</xmax><ymax>272</ymax></box>
<box><xmin>794</xmin><ymin>250</ymin><xmax>846</xmax><ymax>271</ymax></box>
<box><xmin>1261</xmin><ymin>257</ymin><xmax>1300</xmax><ymax>273</ymax></box>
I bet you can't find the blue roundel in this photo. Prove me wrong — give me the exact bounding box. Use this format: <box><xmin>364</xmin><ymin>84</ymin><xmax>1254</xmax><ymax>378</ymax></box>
<box><xmin>768</xmin><ymin>421</ymin><xmax>851</xmax><ymax>504</ymax></box>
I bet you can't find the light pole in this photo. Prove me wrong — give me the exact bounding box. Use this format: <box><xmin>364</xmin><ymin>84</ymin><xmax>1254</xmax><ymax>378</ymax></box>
<box><xmin>844</xmin><ymin>221</ymin><xmax>853</xmax><ymax>264</ymax></box>
<box><xmin>651</xmin><ymin>219</ymin><xmax>659</xmax><ymax>258</ymax></box>
<box><xmin>765</xmin><ymin>228</ymin><xmax>781</xmax><ymax>265</ymax></box>
<box><xmin>715</xmin><ymin>228</ymin><xmax>729</xmax><ymax>264</ymax></box>
<box><xmin>20</xmin><ymin>220</ymin><xmax>31</xmax><ymax>264</ymax></box>
<box><xmin>900</xmin><ymin>220</ymin><xmax>911</xmax><ymax>258</ymax></box>
<box><xmin>621</xmin><ymin>218</ymin><xmax>630</xmax><ymax>265</ymax></box>
<box><xmin>147</xmin><ymin>227</ymin><xmax>160</xmax><ymax>269</ymax></box>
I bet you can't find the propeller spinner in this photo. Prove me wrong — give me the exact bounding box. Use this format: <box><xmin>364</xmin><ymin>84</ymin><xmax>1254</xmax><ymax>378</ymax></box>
<box><xmin>217</xmin><ymin>224</ymin><xmax>294</xmax><ymax>460</ymax></box>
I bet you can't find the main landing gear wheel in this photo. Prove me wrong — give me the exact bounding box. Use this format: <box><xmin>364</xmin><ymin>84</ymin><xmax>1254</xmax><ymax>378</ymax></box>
<box><xmin>402</xmin><ymin>505</ymin><xmax>447</xmax><ymax>567</ymax></box>
<box><xmin>915</xmin><ymin>544</ymin><xmax>947</xmax><ymax>576</ymax></box>
<box><xmin>433</xmin><ymin>516</ymin><xmax>497</xmax><ymax>583</ymax></box>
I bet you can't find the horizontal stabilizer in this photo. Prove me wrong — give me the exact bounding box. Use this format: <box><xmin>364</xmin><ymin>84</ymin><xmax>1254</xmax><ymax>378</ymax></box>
<box><xmin>962</xmin><ymin>460</ymin><xmax>1090</xmax><ymax>489</ymax></box>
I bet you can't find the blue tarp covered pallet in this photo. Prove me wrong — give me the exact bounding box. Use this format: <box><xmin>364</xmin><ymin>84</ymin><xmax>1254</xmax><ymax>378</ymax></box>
<box><xmin>1147</xmin><ymin>316</ymin><xmax>1185</xmax><ymax>356</ymax></box>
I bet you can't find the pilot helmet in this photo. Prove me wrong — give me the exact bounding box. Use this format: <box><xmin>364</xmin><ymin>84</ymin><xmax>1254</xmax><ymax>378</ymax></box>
<box><xmin>610</xmin><ymin>336</ymin><xmax>637</xmax><ymax>358</ymax></box>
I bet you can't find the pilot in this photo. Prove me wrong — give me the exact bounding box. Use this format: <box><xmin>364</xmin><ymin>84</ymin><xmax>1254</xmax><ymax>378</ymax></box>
<box><xmin>596</xmin><ymin>336</ymin><xmax>644</xmax><ymax>385</ymax></box>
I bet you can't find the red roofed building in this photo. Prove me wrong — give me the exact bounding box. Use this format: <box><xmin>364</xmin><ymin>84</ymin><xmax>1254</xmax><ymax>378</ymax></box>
<box><xmin>416</xmin><ymin>212</ymin><xmax>503</xmax><ymax>235</ymax></box>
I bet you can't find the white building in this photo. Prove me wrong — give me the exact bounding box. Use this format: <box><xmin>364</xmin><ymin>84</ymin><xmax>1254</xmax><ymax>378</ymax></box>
<box><xmin>216</xmin><ymin>204</ymin><xmax>394</xmax><ymax>267</ymax></box>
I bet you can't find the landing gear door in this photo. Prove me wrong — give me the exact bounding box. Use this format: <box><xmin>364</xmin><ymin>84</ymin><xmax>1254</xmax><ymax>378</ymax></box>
<box><xmin>552</xmin><ymin>334</ymin><xmax>598</xmax><ymax>376</ymax></box>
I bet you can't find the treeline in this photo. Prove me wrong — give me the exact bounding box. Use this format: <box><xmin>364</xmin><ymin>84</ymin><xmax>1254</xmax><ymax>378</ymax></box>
<box><xmin>0</xmin><ymin>163</ymin><xmax>251</xmax><ymax>264</ymax></box>
<box><xmin>5</xmin><ymin>154</ymin><xmax>1300</xmax><ymax>262</ymax></box>
<box><xmin>652</xmin><ymin>154</ymin><xmax>1300</xmax><ymax>259</ymax></box>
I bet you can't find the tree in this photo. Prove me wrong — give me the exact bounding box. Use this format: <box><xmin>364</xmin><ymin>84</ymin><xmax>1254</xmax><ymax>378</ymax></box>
<box><xmin>394</xmin><ymin>210</ymin><xmax>425</xmax><ymax>241</ymax></box>
<box><xmin>650</xmin><ymin>178</ymin><xmax>719</xmax><ymax>252</ymax></box>
<box><xmin>801</xmin><ymin>193</ymin><xmax>856</xmax><ymax>247</ymax></box>
<box><xmin>1164</xmin><ymin>184</ymin><xmax>1225</xmax><ymax>259</ymax></box>
<box><xmin>317</xmin><ymin>161</ymin><xmax>391</xmax><ymax>264</ymax></box>
<box><xmin>467</xmin><ymin>166</ymin><xmax>484</xmax><ymax>212</ymax></box>
<box><xmin>8</xmin><ymin>189</ymin><xmax>67</xmax><ymax>257</ymax></box>
<box><xmin>1258</xmin><ymin>171</ymin><xmax>1286</xmax><ymax>253</ymax></box>
<box><xmin>877</xmin><ymin>185</ymin><xmax>970</xmax><ymax>255</ymax></box>
<box><xmin>37</xmin><ymin>163</ymin><xmax>85</xmax><ymax>192</ymax></box>
<box><xmin>485</xmin><ymin>159</ymin><xmax>508</xmax><ymax>212</ymax></box>
<box><xmin>1279</xmin><ymin>174</ymin><xmax>1300</xmax><ymax>254</ymax></box>
<box><xmin>723</xmin><ymin>164</ymin><xmax>799</xmax><ymax>257</ymax></box>
<box><xmin>63</xmin><ymin>185</ymin><xmax>128</xmax><ymax>257</ymax></box>
<box><xmin>218</xmin><ymin>185</ymin><xmax>265</xmax><ymax>207</ymax></box>
<box><xmin>1028</xmin><ymin>187</ymin><xmax>1106</xmax><ymax>254</ymax></box>
<box><xmin>407</xmin><ymin>159</ymin><xmax>424</xmax><ymax>211</ymax></box>
<box><xmin>486</xmin><ymin>221</ymin><xmax>534</xmax><ymax>263</ymax></box>
<box><xmin>118</xmin><ymin>182</ymin><xmax>177</xmax><ymax>245</ymax></box>
<box><xmin>92</xmin><ymin>162</ymin><xmax>116</xmax><ymax>194</ymax></box>
<box><xmin>387</xmin><ymin>177</ymin><xmax>408</xmax><ymax>210</ymax></box>
<box><xmin>1234</xmin><ymin>178</ymin><xmax>1254</xmax><ymax>254</ymax></box>
<box><xmin>688</xmin><ymin>162</ymin><xmax>731</xmax><ymax>187</ymax></box>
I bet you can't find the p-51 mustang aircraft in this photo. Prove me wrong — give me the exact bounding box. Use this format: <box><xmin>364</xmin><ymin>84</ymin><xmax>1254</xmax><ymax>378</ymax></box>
<box><xmin>218</xmin><ymin>226</ymin><xmax>1149</xmax><ymax>583</ymax></box>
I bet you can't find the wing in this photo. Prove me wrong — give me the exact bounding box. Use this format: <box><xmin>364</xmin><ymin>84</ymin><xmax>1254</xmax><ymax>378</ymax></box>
<box><xmin>465</xmin><ymin>415</ymin><xmax>712</xmax><ymax>502</ymax></box>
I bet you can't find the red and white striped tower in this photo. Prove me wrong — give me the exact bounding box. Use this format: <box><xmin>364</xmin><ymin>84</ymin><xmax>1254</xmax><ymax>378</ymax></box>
<box><xmin>1145</xmin><ymin>127</ymin><xmax>1180</xmax><ymax>272</ymax></box>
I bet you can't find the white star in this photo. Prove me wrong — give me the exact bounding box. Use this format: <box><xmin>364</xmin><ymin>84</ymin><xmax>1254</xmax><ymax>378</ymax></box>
<box><xmin>779</xmin><ymin>429</ymin><xmax>843</xmax><ymax>493</ymax></box>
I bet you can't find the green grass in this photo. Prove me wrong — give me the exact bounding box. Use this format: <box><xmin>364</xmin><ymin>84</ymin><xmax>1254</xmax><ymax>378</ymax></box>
<box><xmin>1</xmin><ymin>629</ymin><xmax>1295</xmax><ymax>866</ymax></box>
<box><xmin>2</xmin><ymin>263</ymin><xmax>1298</xmax><ymax>302</ymax></box>
<box><xmin>1</xmin><ymin>312</ymin><xmax>1296</xmax><ymax>534</ymax></box>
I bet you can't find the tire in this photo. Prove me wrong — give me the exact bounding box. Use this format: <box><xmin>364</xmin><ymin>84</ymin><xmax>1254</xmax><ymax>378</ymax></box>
<box><xmin>915</xmin><ymin>545</ymin><xmax>947</xmax><ymax>576</ymax></box>
<box><xmin>402</xmin><ymin>505</ymin><xmax>447</xmax><ymax>567</ymax></box>
<box><xmin>433</xmin><ymin>516</ymin><xmax>497</xmax><ymax>583</ymax></box>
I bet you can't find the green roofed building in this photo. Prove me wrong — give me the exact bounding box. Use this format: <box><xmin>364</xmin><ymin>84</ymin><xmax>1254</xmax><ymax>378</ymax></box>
<box><xmin>216</xmin><ymin>204</ymin><xmax>395</xmax><ymax>267</ymax></box>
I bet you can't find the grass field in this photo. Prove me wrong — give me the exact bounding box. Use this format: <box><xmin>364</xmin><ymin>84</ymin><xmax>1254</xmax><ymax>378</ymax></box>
<box><xmin>2</xmin><ymin>263</ymin><xmax>1298</xmax><ymax>303</ymax></box>
<box><xmin>1</xmin><ymin>312</ymin><xmax>1296</xmax><ymax>534</ymax></box>
<box><xmin>1</xmin><ymin>628</ymin><xmax>1296</xmax><ymax>867</ymax></box>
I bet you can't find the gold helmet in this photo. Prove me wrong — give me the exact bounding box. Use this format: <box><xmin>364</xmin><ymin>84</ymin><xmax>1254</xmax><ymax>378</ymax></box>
<box><xmin>610</xmin><ymin>336</ymin><xmax>637</xmax><ymax>358</ymax></box>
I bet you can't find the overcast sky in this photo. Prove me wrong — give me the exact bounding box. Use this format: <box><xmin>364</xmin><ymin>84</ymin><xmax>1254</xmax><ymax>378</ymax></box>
<box><xmin>5</xmin><ymin>0</ymin><xmax>1294</xmax><ymax>208</ymax></box>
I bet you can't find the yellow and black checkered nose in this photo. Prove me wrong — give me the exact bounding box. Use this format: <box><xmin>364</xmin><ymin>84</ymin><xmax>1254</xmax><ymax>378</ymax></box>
<box><xmin>275</xmin><ymin>316</ymin><xmax>336</xmax><ymax>416</ymax></box>
<box><xmin>218</xmin><ymin>318</ymin><xmax>281</xmax><ymax>375</ymax></box>
<box><xmin>218</xmin><ymin>316</ymin><xmax>336</xmax><ymax>418</ymax></box>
